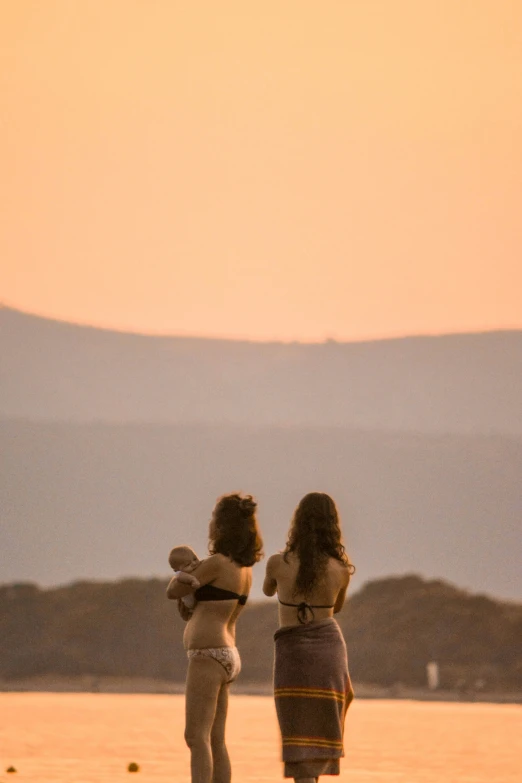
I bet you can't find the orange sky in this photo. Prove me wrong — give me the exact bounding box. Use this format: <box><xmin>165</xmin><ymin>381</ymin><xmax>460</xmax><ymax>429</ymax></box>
<box><xmin>1</xmin><ymin>0</ymin><xmax>521</xmax><ymax>341</ymax></box>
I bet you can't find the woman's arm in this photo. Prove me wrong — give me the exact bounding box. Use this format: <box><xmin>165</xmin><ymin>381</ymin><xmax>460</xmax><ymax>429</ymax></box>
<box><xmin>333</xmin><ymin>566</ymin><xmax>351</xmax><ymax>613</ymax></box>
<box><xmin>166</xmin><ymin>575</ymin><xmax>194</xmax><ymax>600</ymax></box>
<box><xmin>262</xmin><ymin>554</ymin><xmax>279</xmax><ymax>597</ymax></box>
<box><xmin>166</xmin><ymin>554</ymin><xmax>222</xmax><ymax>600</ymax></box>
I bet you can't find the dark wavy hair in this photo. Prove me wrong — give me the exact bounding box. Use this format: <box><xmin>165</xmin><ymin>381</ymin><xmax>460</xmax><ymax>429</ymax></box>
<box><xmin>284</xmin><ymin>492</ymin><xmax>355</xmax><ymax>596</ymax></box>
<box><xmin>209</xmin><ymin>493</ymin><xmax>263</xmax><ymax>567</ymax></box>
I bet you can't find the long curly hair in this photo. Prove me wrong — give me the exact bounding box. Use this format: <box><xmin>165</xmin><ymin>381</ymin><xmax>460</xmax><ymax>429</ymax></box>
<box><xmin>284</xmin><ymin>492</ymin><xmax>354</xmax><ymax>596</ymax></box>
<box><xmin>209</xmin><ymin>493</ymin><xmax>263</xmax><ymax>567</ymax></box>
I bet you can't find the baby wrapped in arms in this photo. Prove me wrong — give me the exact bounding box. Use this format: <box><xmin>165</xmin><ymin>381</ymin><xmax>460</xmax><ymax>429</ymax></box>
<box><xmin>168</xmin><ymin>545</ymin><xmax>201</xmax><ymax>610</ymax></box>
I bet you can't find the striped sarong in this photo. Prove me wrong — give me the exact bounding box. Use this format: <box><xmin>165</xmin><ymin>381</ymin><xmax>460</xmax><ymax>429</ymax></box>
<box><xmin>274</xmin><ymin>617</ymin><xmax>354</xmax><ymax>778</ymax></box>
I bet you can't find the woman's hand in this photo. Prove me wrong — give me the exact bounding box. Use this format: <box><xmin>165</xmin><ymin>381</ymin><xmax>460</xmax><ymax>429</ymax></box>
<box><xmin>177</xmin><ymin>599</ymin><xmax>193</xmax><ymax>622</ymax></box>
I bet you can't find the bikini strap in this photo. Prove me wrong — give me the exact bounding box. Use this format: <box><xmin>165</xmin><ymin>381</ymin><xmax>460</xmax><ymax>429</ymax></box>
<box><xmin>194</xmin><ymin>583</ymin><xmax>248</xmax><ymax>605</ymax></box>
<box><xmin>278</xmin><ymin>598</ymin><xmax>335</xmax><ymax>625</ymax></box>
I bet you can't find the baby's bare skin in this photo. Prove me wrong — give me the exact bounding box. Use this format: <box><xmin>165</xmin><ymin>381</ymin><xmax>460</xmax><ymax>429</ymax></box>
<box><xmin>168</xmin><ymin>548</ymin><xmax>203</xmax><ymax>609</ymax></box>
<box><xmin>167</xmin><ymin>553</ymin><xmax>251</xmax><ymax>649</ymax></box>
<box><xmin>174</xmin><ymin>569</ymin><xmax>200</xmax><ymax>588</ymax></box>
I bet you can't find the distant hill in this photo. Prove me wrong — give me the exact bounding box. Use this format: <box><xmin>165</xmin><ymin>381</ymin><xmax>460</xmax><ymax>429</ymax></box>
<box><xmin>1</xmin><ymin>576</ymin><xmax>520</xmax><ymax>691</ymax></box>
<box><xmin>2</xmin><ymin>306</ymin><xmax>522</xmax><ymax>433</ymax></box>
<box><xmin>2</xmin><ymin>307</ymin><xmax>522</xmax><ymax>600</ymax></box>
<box><xmin>1</xmin><ymin>420</ymin><xmax>521</xmax><ymax>599</ymax></box>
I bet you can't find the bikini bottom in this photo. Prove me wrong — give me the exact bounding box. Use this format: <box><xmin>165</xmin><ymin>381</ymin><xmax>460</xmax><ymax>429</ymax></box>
<box><xmin>187</xmin><ymin>646</ymin><xmax>241</xmax><ymax>683</ymax></box>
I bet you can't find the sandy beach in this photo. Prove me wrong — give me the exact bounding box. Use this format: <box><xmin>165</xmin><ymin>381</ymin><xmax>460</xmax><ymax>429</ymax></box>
<box><xmin>1</xmin><ymin>693</ymin><xmax>521</xmax><ymax>783</ymax></box>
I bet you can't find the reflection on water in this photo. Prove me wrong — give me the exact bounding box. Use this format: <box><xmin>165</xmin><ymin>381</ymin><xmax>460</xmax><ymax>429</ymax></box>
<box><xmin>1</xmin><ymin>693</ymin><xmax>521</xmax><ymax>782</ymax></box>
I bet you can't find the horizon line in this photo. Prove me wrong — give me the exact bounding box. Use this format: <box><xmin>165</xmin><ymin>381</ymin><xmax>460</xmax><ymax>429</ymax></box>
<box><xmin>2</xmin><ymin>302</ymin><xmax>521</xmax><ymax>346</ymax></box>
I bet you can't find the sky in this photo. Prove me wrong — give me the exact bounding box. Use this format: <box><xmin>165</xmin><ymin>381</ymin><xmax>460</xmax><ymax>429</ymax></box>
<box><xmin>1</xmin><ymin>0</ymin><xmax>521</xmax><ymax>342</ymax></box>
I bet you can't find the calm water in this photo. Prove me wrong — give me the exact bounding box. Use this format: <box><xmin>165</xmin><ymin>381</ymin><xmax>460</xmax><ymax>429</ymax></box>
<box><xmin>1</xmin><ymin>693</ymin><xmax>521</xmax><ymax>783</ymax></box>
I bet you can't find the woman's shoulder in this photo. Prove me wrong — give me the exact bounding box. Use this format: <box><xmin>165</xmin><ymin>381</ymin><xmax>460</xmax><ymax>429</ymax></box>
<box><xmin>191</xmin><ymin>553</ymin><xmax>229</xmax><ymax>582</ymax></box>
<box><xmin>207</xmin><ymin>553</ymin><xmax>228</xmax><ymax>563</ymax></box>
<box><xmin>327</xmin><ymin>556</ymin><xmax>354</xmax><ymax>585</ymax></box>
<box><xmin>266</xmin><ymin>551</ymin><xmax>286</xmax><ymax>571</ymax></box>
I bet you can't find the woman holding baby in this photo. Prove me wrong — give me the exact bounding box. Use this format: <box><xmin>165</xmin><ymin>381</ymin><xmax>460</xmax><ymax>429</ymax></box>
<box><xmin>168</xmin><ymin>491</ymin><xmax>354</xmax><ymax>783</ymax></box>
<box><xmin>167</xmin><ymin>493</ymin><xmax>263</xmax><ymax>783</ymax></box>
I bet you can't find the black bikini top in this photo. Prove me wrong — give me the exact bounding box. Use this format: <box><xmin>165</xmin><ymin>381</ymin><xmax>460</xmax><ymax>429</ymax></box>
<box><xmin>278</xmin><ymin>598</ymin><xmax>335</xmax><ymax>625</ymax></box>
<box><xmin>194</xmin><ymin>583</ymin><xmax>248</xmax><ymax>606</ymax></box>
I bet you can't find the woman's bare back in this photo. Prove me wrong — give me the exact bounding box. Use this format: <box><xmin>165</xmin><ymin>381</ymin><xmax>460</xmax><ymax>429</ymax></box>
<box><xmin>264</xmin><ymin>551</ymin><xmax>350</xmax><ymax>627</ymax></box>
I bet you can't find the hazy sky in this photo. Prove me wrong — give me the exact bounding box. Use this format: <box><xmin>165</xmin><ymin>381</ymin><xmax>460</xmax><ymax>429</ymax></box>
<box><xmin>2</xmin><ymin>0</ymin><xmax>521</xmax><ymax>341</ymax></box>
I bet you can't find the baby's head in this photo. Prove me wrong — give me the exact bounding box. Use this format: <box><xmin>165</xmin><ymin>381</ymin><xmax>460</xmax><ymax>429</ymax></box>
<box><xmin>168</xmin><ymin>545</ymin><xmax>199</xmax><ymax>572</ymax></box>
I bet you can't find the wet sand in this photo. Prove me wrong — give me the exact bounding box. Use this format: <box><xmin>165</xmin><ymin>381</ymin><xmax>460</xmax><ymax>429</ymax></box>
<box><xmin>1</xmin><ymin>693</ymin><xmax>521</xmax><ymax>783</ymax></box>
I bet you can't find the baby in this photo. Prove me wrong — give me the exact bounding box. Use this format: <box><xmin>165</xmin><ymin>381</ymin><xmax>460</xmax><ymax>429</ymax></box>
<box><xmin>168</xmin><ymin>545</ymin><xmax>201</xmax><ymax>610</ymax></box>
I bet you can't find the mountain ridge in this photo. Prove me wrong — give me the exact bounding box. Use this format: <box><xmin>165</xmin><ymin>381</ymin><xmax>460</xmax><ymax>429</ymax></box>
<box><xmin>2</xmin><ymin>304</ymin><xmax>520</xmax><ymax>344</ymax></box>
<box><xmin>2</xmin><ymin>306</ymin><xmax>522</xmax><ymax>433</ymax></box>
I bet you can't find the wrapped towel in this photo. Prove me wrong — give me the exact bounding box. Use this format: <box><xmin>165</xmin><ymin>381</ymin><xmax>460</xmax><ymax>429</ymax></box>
<box><xmin>274</xmin><ymin>617</ymin><xmax>354</xmax><ymax>778</ymax></box>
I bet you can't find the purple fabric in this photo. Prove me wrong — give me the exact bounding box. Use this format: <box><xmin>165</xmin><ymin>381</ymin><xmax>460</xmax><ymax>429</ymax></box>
<box><xmin>274</xmin><ymin>618</ymin><xmax>354</xmax><ymax>777</ymax></box>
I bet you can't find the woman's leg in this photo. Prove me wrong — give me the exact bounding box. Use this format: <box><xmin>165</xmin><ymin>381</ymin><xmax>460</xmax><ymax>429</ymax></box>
<box><xmin>210</xmin><ymin>683</ymin><xmax>231</xmax><ymax>783</ymax></box>
<box><xmin>185</xmin><ymin>656</ymin><xmax>227</xmax><ymax>783</ymax></box>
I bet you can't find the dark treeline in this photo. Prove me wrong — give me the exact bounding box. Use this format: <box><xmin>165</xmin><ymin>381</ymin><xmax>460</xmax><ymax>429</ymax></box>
<box><xmin>1</xmin><ymin>575</ymin><xmax>520</xmax><ymax>691</ymax></box>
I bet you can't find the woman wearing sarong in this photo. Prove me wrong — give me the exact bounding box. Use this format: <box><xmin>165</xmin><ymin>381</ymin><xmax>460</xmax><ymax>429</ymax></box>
<box><xmin>167</xmin><ymin>493</ymin><xmax>263</xmax><ymax>783</ymax></box>
<box><xmin>263</xmin><ymin>492</ymin><xmax>355</xmax><ymax>782</ymax></box>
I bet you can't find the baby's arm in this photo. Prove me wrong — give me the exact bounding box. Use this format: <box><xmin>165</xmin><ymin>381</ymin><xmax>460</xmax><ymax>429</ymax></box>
<box><xmin>167</xmin><ymin>555</ymin><xmax>218</xmax><ymax>600</ymax></box>
<box><xmin>175</xmin><ymin>571</ymin><xmax>200</xmax><ymax>588</ymax></box>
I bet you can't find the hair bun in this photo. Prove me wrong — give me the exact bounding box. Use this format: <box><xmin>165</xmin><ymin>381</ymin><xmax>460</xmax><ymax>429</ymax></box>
<box><xmin>239</xmin><ymin>495</ymin><xmax>256</xmax><ymax>514</ymax></box>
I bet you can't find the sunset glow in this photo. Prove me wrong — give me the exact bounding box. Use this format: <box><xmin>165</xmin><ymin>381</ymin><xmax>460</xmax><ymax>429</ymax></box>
<box><xmin>2</xmin><ymin>1</ymin><xmax>521</xmax><ymax>341</ymax></box>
